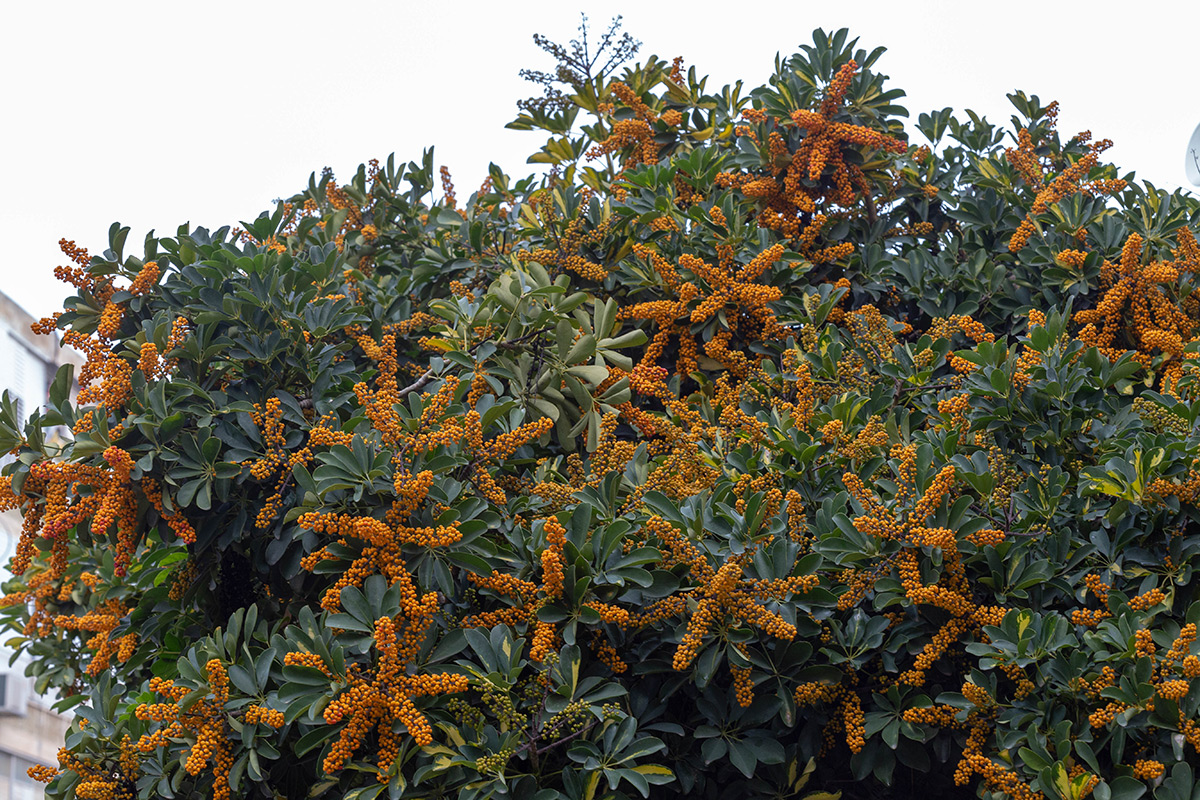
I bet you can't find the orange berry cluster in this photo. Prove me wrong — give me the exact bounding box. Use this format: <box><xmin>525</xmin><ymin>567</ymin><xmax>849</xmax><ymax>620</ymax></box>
<box><xmin>460</xmin><ymin>516</ymin><xmax>577</xmax><ymax>662</ymax></box>
<box><xmin>516</xmin><ymin>192</ymin><xmax>614</xmax><ymax>282</ymax></box>
<box><xmin>54</xmin><ymin>597</ymin><xmax>136</xmax><ymax>676</ymax></box>
<box><xmin>0</xmin><ymin>446</ymin><xmax>160</xmax><ymax>653</ymax></box>
<box><xmin>621</xmin><ymin>243</ymin><xmax>786</xmax><ymax>378</ymax></box>
<box><xmin>36</xmin><ymin>735</ymin><xmax>141</xmax><ymax>799</ymax></box>
<box><xmin>283</xmin><ymin>650</ymin><xmax>333</xmax><ymax>675</ymax></box>
<box><xmin>135</xmin><ymin>660</ymin><xmax>233</xmax><ymax>799</ymax></box>
<box><xmin>128</xmin><ymin>259</ymin><xmax>160</xmax><ymax>295</ymax></box>
<box><xmin>715</xmin><ymin>61</ymin><xmax>904</xmax><ymax>245</ymax></box>
<box><xmin>830</xmin><ymin>414</ymin><xmax>890</xmax><ymax>461</ymax></box>
<box><xmin>671</xmin><ymin>559</ymin><xmax>801</xmax><ymax>671</ymax></box>
<box><xmin>540</xmin><ymin>517</ymin><xmax>567</xmax><ymax>599</ymax></box>
<box><xmin>245</xmin><ymin>397</ymin><xmax>315</xmax><ymax>529</ymax></box>
<box><xmin>319</xmin><ymin>614</ymin><xmax>467</xmax><ymax>778</ymax></box>
<box><xmin>1007</xmin><ymin>115</ymin><xmax>1126</xmax><ymax>253</ymax></box>
<box><xmin>316</xmin><ymin>168</ymin><xmax>378</xmax><ymax>250</ymax></box>
<box><xmin>243</xmin><ymin>704</ymin><xmax>285</xmax><ymax>728</ymax></box>
<box><xmin>1128</xmin><ymin>587</ymin><xmax>1166</xmax><ymax>611</ymax></box>
<box><xmin>32</xmin><ymin>238</ymin><xmax>189</xmax><ymax>417</ymax></box>
<box><xmin>1075</xmin><ymin>230</ymin><xmax>1200</xmax><ymax>392</ymax></box>
<box><xmin>586</xmin><ymin>82</ymin><xmax>675</xmax><ymax>168</ymax></box>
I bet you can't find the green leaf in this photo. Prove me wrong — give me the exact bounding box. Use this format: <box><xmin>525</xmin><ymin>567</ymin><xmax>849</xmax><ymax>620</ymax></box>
<box><xmin>228</xmin><ymin>664</ymin><xmax>257</xmax><ymax>695</ymax></box>
<box><xmin>566</xmin><ymin>334</ymin><xmax>597</xmax><ymax>365</ymax></box>
<box><xmin>727</xmin><ymin>739</ymin><xmax>757</xmax><ymax>778</ymax></box>
<box><xmin>1100</xmin><ymin>776</ymin><xmax>1145</xmax><ymax>800</ymax></box>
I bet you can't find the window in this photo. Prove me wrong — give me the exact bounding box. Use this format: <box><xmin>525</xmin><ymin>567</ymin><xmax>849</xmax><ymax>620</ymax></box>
<box><xmin>9</xmin><ymin>345</ymin><xmax>24</xmax><ymax>424</ymax></box>
<box><xmin>0</xmin><ymin>750</ymin><xmax>42</xmax><ymax>800</ymax></box>
<box><xmin>8</xmin><ymin>342</ymin><xmax>32</xmax><ymax>424</ymax></box>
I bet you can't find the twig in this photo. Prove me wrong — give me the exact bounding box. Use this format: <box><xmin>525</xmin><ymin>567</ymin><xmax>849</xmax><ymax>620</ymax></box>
<box><xmin>535</xmin><ymin>722</ymin><xmax>597</xmax><ymax>755</ymax></box>
<box><xmin>396</xmin><ymin>326</ymin><xmax>553</xmax><ymax>398</ymax></box>
<box><xmin>396</xmin><ymin>369</ymin><xmax>436</xmax><ymax>398</ymax></box>
<box><xmin>497</xmin><ymin>326</ymin><xmax>553</xmax><ymax>350</ymax></box>
<box><xmin>896</xmin><ymin>381</ymin><xmax>958</xmax><ymax>394</ymax></box>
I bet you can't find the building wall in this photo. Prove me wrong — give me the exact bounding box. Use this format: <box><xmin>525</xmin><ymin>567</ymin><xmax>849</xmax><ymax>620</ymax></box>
<box><xmin>0</xmin><ymin>289</ymin><xmax>83</xmax><ymax>787</ymax></box>
<box><xmin>0</xmin><ymin>292</ymin><xmax>66</xmax><ymax>425</ymax></box>
<box><xmin>0</xmin><ymin>706</ymin><xmax>71</xmax><ymax>798</ymax></box>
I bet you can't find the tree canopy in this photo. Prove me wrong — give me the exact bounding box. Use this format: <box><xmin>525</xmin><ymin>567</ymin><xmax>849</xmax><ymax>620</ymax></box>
<box><xmin>5</xmin><ymin>22</ymin><xmax>1200</xmax><ymax>800</ymax></box>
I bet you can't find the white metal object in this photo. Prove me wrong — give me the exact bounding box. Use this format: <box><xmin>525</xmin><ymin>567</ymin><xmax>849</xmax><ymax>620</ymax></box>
<box><xmin>1187</xmin><ymin>121</ymin><xmax>1200</xmax><ymax>186</ymax></box>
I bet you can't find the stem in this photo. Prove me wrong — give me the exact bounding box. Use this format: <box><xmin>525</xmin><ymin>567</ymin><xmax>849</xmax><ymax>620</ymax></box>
<box><xmin>536</xmin><ymin>722</ymin><xmax>597</xmax><ymax>755</ymax></box>
<box><xmin>497</xmin><ymin>326</ymin><xmax>553</xmax><ymax>350</ymax></box>
<box><xmin>896</xmin><ymin>381</ymin><xmax>957</xmax><ymax>394</ymax></box>
<box><xmin>396</xmin><ymin>369</ymin><xmax>436</xmax><ymax>398</ymax></box>
<box><xmin>396</xmin><ymin>327</ymin><xmax>553</xmax><ymax>398</ymax></box>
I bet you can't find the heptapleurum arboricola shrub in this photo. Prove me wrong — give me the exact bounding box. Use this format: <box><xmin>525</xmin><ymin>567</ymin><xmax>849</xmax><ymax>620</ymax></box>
<box><xmin>3</xmin><ymin>21</ymin><xmax>1200</xmax><ymax>800</ymax></box>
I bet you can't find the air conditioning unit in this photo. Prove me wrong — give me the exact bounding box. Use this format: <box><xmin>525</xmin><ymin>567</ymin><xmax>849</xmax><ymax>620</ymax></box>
<box><xmin>0</xmin><ymin>672</ymin><xmax>30</xmax><ymax>716</ymax></box>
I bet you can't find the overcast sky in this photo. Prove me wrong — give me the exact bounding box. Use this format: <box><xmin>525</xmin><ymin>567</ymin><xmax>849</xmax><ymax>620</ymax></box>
<box><xmin>3</xmin><ymin>1</ymin><xmax>1198</xmax><ymax>321</ymax></box>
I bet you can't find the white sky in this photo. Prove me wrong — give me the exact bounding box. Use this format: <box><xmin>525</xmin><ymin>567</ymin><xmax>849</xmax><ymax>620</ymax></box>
<box><xmin>2</xmin><ymin>1</ymin><xmax>1198</xmax><ymax>321</ymax></box>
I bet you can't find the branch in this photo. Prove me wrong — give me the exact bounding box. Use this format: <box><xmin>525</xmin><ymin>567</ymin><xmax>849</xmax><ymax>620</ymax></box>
<box><xmin>496</xmin><ymin>326</ymin><xmax>553</xmax><ymax>350</ymax></box>
<box><xmin>395</xmin><ymin>326</ymin><xmax>553</xmax><ymax>398</ymax></box>
<box><xmin>396</xmin><ymin>369</ymin><xmax>436</xmax><ymax>399</ymax></box>
<box><xmin>536</xmin><ymin>722</ymin><xmax>598</xmax><ymax>755</ymax></box>
<box><xmin>896</xmin><ymin>381</ymin><xmax>958</xmax><ymax>394</ymax></box>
